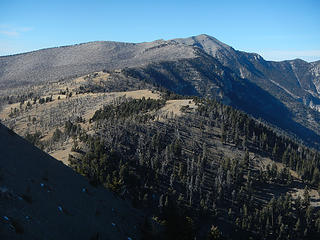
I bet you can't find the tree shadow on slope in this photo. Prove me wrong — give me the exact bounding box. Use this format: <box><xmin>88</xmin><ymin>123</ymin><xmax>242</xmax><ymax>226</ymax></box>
<box><xmin>123</xmin><ymin>55</ymin><xmax>320</xmax><ymax>148</ymax></box>
<box><xmin>227</xmin><ymin>75</ymin><xmax>320</xmax><ymax>148</ymax></box>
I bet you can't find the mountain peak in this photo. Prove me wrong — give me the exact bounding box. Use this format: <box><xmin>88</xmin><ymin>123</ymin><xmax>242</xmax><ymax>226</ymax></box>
<box><xmin>174</xmin><ymin>34</ymin><xmax>231</xmax><ymax>50</ymax></box>
<box><xmin>171</xmin><ymin>34</ymin><xmax>232</xmax><ymax>59</ymax></box>
<box><xmin>192</xmin><ymin>34</ymin><xmax>226</xmax><ymax>42</ymax></box>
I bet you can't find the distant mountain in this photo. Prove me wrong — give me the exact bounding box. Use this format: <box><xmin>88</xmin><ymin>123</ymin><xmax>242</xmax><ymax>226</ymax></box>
<box><xmin>0</xmin><ymin>123</ymin><xmax>140</xmax><ymax>239</ymax></box>
<box><xmin>0</xmin><ymin>40</ymin><xmax>196</xmax><ymax>88</ymax></box>
<box><xmin>179</xmin><ymin>35</ymin><xmax>320</xmax><ymax>111</ymax></box>
<box><xmin>1</xmin><ymin>34</ymin><xmax>320</xmax><ymax>147</ymax></box>
<box><xmin>172</xmin><ymin>35</ymin><xmax>320</xmax><ymax>145</ymax></box>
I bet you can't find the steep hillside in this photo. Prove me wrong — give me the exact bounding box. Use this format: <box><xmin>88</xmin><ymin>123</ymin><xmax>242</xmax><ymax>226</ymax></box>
<box><xmin>1</xmin><ymin>34</ymin><xmax>320</xmax><ymax>148</ymax></box>
<box><xmin>0</xmin><ymin>123</ymin><xmax>141</xmax><ymax>239</ymax></box>
<box><xmin>1</xmin><ymin>78</ymin><xmax>320</xmax><ymax>239</ymax></box>
<box><xmin>66</xmin><ymin>96</ymin><xmax>320</xmax><ymax>239</ymax></box>
<box><xmin>109</xmin><ymin>54</ymin><xmax>320</xmax><ymax>147</ymax></box>
<box><xmin>176</xmin><ymin>35</ymin><xmax>320</xmax><ymax>125</ymax></box>
<box><xmin>175</xmin><ymin>34</ymin><xmax>320</xmax><ymax>99</ymax></box>
<box><xmin>311</xmin><ymin>60</ymin><xmax>320</xmax><ymax>94</ymax></box>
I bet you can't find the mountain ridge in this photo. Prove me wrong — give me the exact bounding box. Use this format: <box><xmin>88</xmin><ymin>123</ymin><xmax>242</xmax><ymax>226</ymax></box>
<box><xmin>1</xmin><ymin>34</ymin><xmax>320</xmax><ymax>148</ymax></box>
<box><xmin>1</xmin><ymin>34</ymin><xmax>320</xmax><ymax>239</ymax></box>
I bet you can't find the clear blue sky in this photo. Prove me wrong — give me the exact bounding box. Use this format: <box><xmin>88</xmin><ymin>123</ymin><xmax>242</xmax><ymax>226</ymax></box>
<box><xmin>1</xmin><ymin>0</ymin><xmax>319</xmax><ymax>61</ymax></box>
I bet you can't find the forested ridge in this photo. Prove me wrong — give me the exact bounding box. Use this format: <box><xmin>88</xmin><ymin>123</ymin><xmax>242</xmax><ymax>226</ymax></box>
<box><xmin>90</xmin><ymin>97</ymin><xmax>166</xmax><ymax>122</ymax></box>
<box><xmin>60</xmin><ymin>96</ymin><xmax>320</xmax><ymax>239</ymax></box>
<box><xmin>2</xmin><ymin>32</ymin><xmax>320</xmax><ymax>240</ymax></box>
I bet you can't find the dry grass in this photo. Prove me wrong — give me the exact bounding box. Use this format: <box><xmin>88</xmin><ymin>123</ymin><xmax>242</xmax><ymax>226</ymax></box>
<box><xmin>257</xmin><ymin>156</ymin><xmax>300</xmax><ymax>179</ymax></box>
<box><xmin>50</xmin><ymin>140</ymin><xmax>73</xmax><ymax>164</ymax></box>
<box><xmin>157</xmin><ymin>99</ymin><xmax>196</xmax><ymax>121</ymax></box>
<box><xmin>0</xmin><ymin>89</ymin><xmax>160</xmax><ymax>134</ymax></box>
<box><xmin>0</xmin><ymin>87</ymin><xmax>161</xmax><ymax>165</ymax></box>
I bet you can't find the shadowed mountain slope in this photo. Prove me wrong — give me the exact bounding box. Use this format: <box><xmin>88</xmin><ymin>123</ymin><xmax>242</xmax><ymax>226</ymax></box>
<box><xmin>176</xmin><ymin>35</ymin><xmax>320</xmax><ymax>111</ymax></box>
<box><xmin>116</xmin><ymin>54</ymin><xmax>320</xmax><ymax>147</ymax></box>
<box><xmin>1</xmin><ymin>34</ymin><xmax>320</xmax><ymax>147</ymax></box>
<box><xmin>0</xmin><ymin>123</ymin><xmax>141</xmax><ymax>239</ymax></box>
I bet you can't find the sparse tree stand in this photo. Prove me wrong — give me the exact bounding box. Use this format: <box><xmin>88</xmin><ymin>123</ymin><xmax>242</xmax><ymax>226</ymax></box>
<box><xmin>65</xmin><ymin>96</ymin><xmax>320</xmax><ymax>239</ymax></box>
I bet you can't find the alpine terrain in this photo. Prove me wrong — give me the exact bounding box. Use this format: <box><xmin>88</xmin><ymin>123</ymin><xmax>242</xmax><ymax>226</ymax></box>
<box><xmin>1</xmin><ymin>34</ymin><xmax>320</xmax><ymax>239</ymax></box>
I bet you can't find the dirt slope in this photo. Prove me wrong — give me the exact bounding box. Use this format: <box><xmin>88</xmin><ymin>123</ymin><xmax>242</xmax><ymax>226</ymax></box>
<box><xmin>0</xmin><ymin>123</ymin><xmax>142</xmax><ymax>239</ymax></box>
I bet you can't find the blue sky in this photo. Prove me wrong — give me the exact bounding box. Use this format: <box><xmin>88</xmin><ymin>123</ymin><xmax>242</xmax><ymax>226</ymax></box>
<box><xmin>1</xmin><ymin>0</ymin><xmax>319</xmax><ymax>61</ymax></box>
